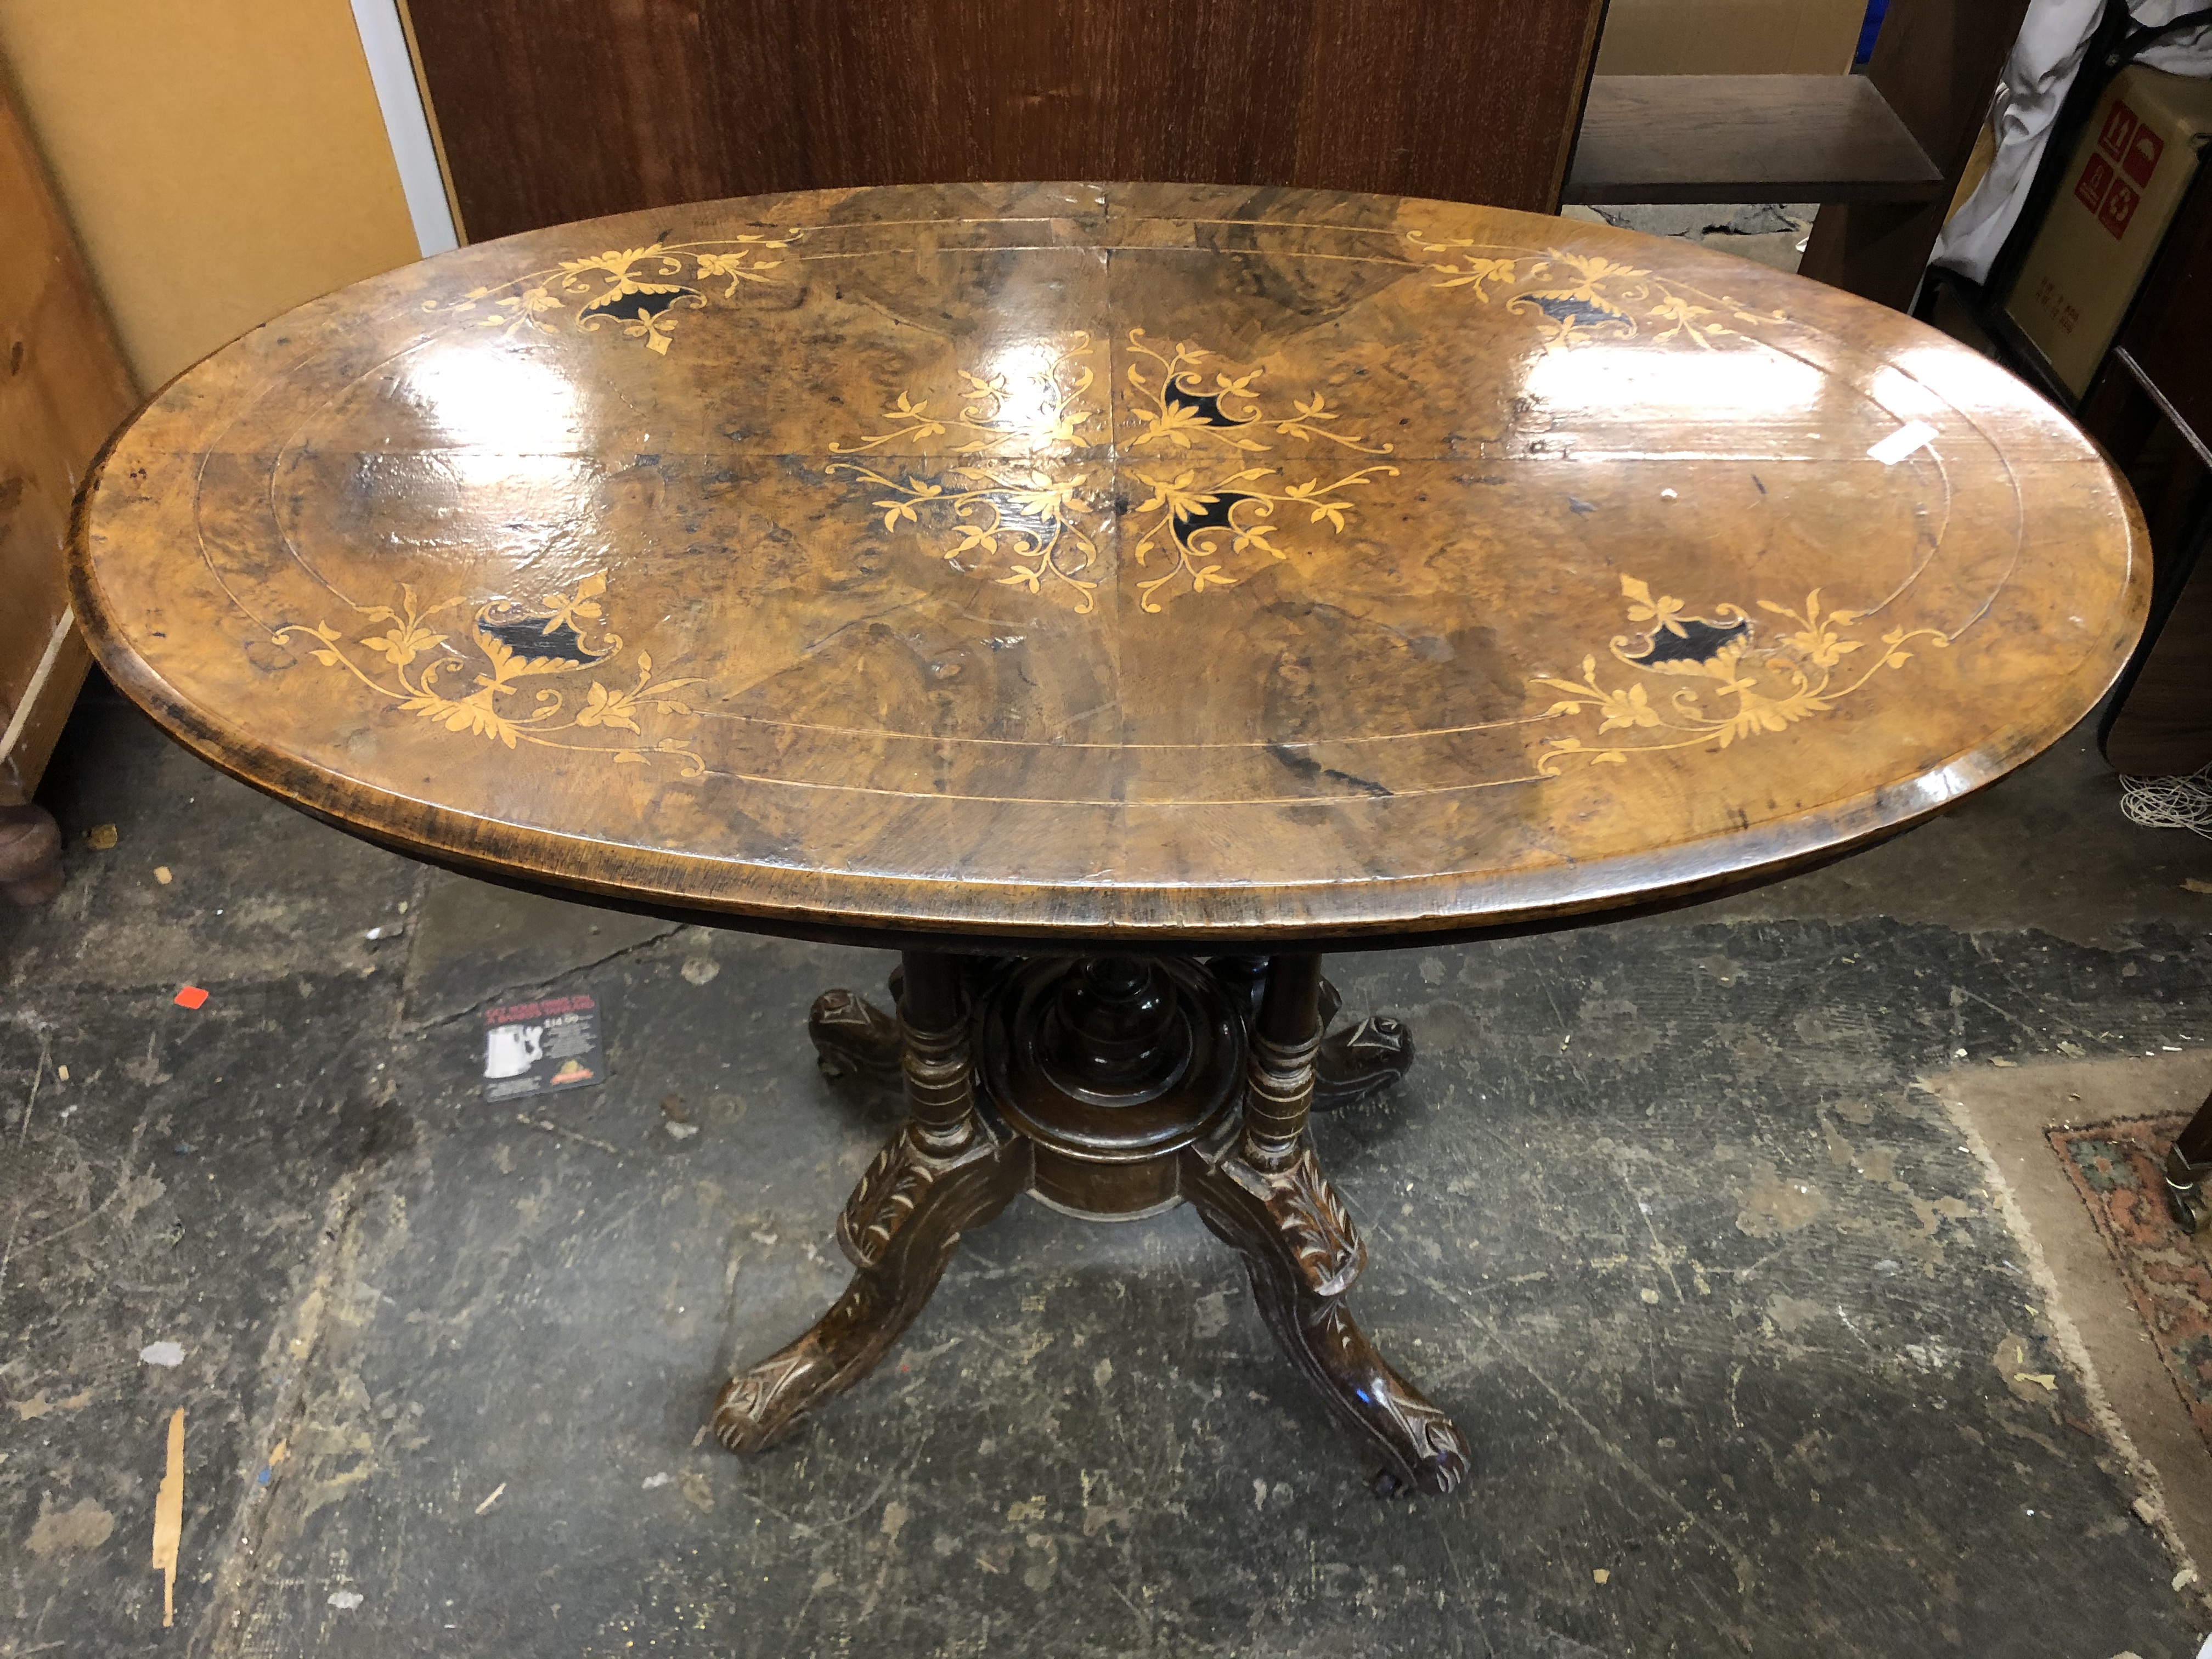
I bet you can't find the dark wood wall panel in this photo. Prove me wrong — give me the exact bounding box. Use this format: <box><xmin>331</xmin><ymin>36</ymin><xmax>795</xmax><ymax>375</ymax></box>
<box><xmin>403</xmin><ymin>0</ymin><xmax>1607</xmax><ymax>243</ymax></box>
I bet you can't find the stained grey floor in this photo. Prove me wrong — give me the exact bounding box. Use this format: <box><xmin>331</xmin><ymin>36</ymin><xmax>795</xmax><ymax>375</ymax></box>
<box><xmin>5</xmin><ymin>679</ymin><xmax>2211</xmax><ymax>1657</ymax></box>
<box><xmin>1560</xmin><ymin>202</ymin><xmax>1819</xmax><ymax>274</ymax></box>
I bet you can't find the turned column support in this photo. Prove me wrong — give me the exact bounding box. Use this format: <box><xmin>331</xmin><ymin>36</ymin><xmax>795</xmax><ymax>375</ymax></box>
<box><xmin>1242</xmin><ymin>953</ymin><xmax>1323</xmax><ymax>1172</ymax></box>
<box><xmin>896</xmin><ymin>950</ymin><xmax>983</xmax><ymax>1157</ymax></box>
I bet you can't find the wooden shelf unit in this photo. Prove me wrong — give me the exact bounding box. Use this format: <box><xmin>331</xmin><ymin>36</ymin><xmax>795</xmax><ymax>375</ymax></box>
<box><xmin>1565</xmin><ymin>0</ymin><xmax>2035</xmax><ymax>311</ymax></box>
<box><xmin>1565</xmin><ymin>74</ymin><xmax>1942</xmax><ymax>205</ymax></box>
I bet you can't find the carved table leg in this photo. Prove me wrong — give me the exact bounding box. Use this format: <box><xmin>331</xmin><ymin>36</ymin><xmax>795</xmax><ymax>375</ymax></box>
<box><xmin>1184</xmin><ymin>953</ymin><xmax>1469</xmax><ymax>1496</ymax></box>
<box><xmin>1206</xmin><ymin>957</ymin><xmax>1414</xmax><ymax>1113</ymax></box>
<box><xmin>714</xmin><ymin>951</ymin><xmax>1026</xmax><ymax>1452</ymax></box>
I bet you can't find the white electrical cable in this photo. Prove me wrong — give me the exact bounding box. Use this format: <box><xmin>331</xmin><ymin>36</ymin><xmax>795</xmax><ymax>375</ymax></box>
<box><xmin>2119</xmin><ymin>764</ymin><xmax>2212</xmax><ymax>836</ymax></box>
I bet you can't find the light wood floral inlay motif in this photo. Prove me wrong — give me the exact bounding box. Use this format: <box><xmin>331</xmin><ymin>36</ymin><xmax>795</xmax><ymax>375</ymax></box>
<box><xmin>1122</xmin><ymin>331</ymin><xmax>1389</xmax><ymax>455</ymax></box>
<box><xmin>834</xmin><ymin>462</ymin><xmax>1104</xmax><ymax>610</ymax></box>
<box><xmin>1122</xmin><ymin>461</ymin><xmax>1397</xmax><ymax>612</ymax></box>
<box><xmin>830</xmin><ymin>335</ymin><xmax>1100</xmax><ymax>454</ymax></box>
<box><xmin>827</xmin><ymin>336</ymin><xmax>1105</xmax><ymax>611</ymax></box>
<box><xmin>823</xmin><ymin>331</ymin><xmax>1408</xmax><ymax>612</ymax></box>
<box><xmin>1405</xmin><ymin>235</ymin><xmax>1788</xmax><ymax>348</ymax></box>
<box><xmin>275</xmin><ymin>575</ymin><xmax>710</xmax><ymax>775</ymax></box>
<box><xmin>1533</xmin><ymin>575</ymin><xmax>1949</xmax><ymax>773</ymax></box>
<box><xmin>1121</xmin><ymin>331</ymin><xmax>1397</xmax><ymax>612</ymax></box>
<box><xmin>421</xmin><ymin>236</ymin><xmax>801</xmax><ymax>356</ymax></box>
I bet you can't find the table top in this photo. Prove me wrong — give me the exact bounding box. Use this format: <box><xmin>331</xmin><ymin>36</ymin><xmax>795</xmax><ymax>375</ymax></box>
<box><xmin>70</xmin><ymin>182</ymin><xmax>2146</xmax><ymax>946</ymax></box>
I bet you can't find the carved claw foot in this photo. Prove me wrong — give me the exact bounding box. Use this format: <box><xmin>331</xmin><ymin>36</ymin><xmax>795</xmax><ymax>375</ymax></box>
<box><xmin>1206</xmin><ymin>960</ymin><xmax>1413</xmax><ymax>1114</ymax></box>
<box><xmin>710</xmin><ymin>1125</ymin><xmax>1027</xmax><ymax>1453</ymax></box>
<box><xmin>1183</xmin><ymin>1144</ymin><xmax>1470</xmax><ymax>1496</ymax></box>
<box><xmin>1314</xmin><ymin>1014</ymin><xmax>1413</xmax><ymax>1113</ymax></box>
<box><xmin>806</xmin><ymin>988</ymin><xmax>905</xmax><ymax>1096</ymax></box>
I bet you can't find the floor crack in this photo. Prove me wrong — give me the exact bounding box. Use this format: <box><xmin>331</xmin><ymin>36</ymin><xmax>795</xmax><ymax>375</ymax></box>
<box><xmin>400</xmin><ymin>919</ymin><xmax>690</xmax><ymax>1034</ymax></box>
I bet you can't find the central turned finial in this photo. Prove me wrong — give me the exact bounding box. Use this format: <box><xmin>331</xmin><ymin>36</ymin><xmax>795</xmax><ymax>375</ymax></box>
<box><xmin>1037</xmin><ymin>956</ymin><xmax>1192</xmax><ymax>1102</ymax></box>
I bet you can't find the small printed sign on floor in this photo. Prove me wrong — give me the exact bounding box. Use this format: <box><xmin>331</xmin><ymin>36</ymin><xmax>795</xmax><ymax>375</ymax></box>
<box><xmin>482</xmin><ymin>992</ymin><xmax>603</xmax><ymax>1101</ymax></box>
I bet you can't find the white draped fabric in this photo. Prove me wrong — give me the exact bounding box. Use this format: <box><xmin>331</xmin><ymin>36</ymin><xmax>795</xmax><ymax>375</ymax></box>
<box><xmin>1931</xmin><ymin>0</ymin><xmax>2212</xmax><ymax>283</ymax></box>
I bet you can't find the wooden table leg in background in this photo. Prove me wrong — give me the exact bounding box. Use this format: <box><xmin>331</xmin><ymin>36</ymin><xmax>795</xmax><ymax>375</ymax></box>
<box><xmin>2165</xmin><ymin>1090</ymin><xmax>2212</xmax><ymax>1232</ymax></box>
<box><xmin>712</xmin><ymin>950</ymin><xmax>1466</xmax><ymax>1496</ymax></box>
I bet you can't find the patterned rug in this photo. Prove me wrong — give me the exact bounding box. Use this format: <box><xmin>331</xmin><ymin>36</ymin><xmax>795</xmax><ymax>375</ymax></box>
<box><xmin>2051</xmin><ymin>1115</ymin><xmax>2212</xmax><ymax>1453</ymax></box>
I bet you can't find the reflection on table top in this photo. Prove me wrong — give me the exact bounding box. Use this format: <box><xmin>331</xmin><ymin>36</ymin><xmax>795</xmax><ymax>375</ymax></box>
<box><xmin>70</xmin><ymin>182</ymin><xmax>2146</xmax><ymax>943</ymax></box>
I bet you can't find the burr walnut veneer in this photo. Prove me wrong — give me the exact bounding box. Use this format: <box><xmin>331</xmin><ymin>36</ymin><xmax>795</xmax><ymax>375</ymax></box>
<box><xmin>69</xmin><ymin>183</ymin><xmax>2147</xmax><ymax>1496</ymax></box>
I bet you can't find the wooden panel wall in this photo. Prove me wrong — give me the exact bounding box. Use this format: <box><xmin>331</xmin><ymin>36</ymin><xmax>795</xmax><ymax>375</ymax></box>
<box><xmin>402</xmin><ymin>0</ymin><xmax>1610</xmax><ymax>242</ymax></box>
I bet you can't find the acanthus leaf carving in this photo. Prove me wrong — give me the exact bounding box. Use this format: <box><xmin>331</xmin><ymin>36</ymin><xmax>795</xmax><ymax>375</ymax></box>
<box><xmin>1229</xmin><ymin>1148</ymin><xmax>1364</xmax><ymax>1297</ymax></box>
<box><xmin>837</xmin><ymin>1128</ymin><xmax>945</xmax><ymax>1271</ymax></box>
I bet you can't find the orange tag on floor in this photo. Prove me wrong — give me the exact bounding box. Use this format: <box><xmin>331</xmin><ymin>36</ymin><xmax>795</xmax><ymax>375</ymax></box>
<box><xmin>173</xmin><ymin>985</ymin><xmax>208</xmax><ymax>1009</ymax></box>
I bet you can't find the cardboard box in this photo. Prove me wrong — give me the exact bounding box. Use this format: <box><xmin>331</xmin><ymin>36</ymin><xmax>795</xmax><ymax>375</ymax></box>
<box><xmin>1593</xmin><ymin>0</ymin><xmax>1865</xmax><ymax>76</ymax></box>
<box><xmin>2002</xmin><ymin>66</ymin><xmax>2212</xmax><ymax>396</ymax></box>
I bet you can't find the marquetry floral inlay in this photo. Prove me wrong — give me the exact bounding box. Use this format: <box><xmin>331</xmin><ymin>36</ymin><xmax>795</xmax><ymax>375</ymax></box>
<box><xmin>1123</xmin><ymin>461</ymin><xmax>1396</xmax><ymax>612</ymax></box>
<box><xmin>422</xmin><ymin>235</ymin><xmax>801</xmax><ymax>356</ymax></box>
<box><xmin>1404</xmin><ymin>236</ymin><xmax>1789</xmax><ymax>349</ymax></box>
<box><xmin>1533</xmin><ymin>575</ymin><xmax>1948</xmax><ymax>772</ymax></box>
<box><xmin>833</xmin><ymin>461</ymin><xmax>1104</xmax><ymax>611</ymax></box>
<box><xmin>1121</xmin><ymin>331</ymin><xmax>1395</xmax><ymax>612</ymax></box>
<box><xmin>827</xmin><ymin>332</ymin><xmax>1406</xmax><ymax>613</ymax></box>
<box><xmin>827</xmin><ymin>336</ymin><xmax>1105</xmax><ymax>610</ymax></box>
<box><xmin>832</xmin><ymin>335</ymin><xmax>1099</xmax><ymax>453</ymax></box>
<box><xmin>275</xmin><ymin>575</ymin><xmax>709</xmax><ymax>775</ymax></box>
<box><xmin>1124</xmin><ymin>331</ymin><xmax>1390</xmax><ymax>455</ymax></box>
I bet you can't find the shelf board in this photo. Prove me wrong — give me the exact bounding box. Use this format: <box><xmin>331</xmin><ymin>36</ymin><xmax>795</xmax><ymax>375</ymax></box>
<box><xmin>1567</xmin><ymin>74</ymin><xmax>1945</xmax><ymax>205</ymax></box>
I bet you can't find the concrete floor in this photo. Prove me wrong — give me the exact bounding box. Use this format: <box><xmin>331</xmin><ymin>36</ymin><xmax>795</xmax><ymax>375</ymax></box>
<box><xmin>1561</xmin><ymin>203</ymin><xmax>1819</xmax><ymax>274</ymax></box>
<box><xmin>7</xmin><ymin>675</ymin><xmax>2212</xmax><ymax>1658</ymax></box>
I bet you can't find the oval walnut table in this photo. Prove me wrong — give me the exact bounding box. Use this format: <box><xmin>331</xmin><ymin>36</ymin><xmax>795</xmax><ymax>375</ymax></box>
<box><xmin>70</xmin><ymin>182</ymin><xmax>2147</xmax><ymax>1498</ymax></box>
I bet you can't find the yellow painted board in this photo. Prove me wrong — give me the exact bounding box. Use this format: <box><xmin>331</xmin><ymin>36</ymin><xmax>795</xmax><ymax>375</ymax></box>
<box><xmin>1595</xmin><ymin>0</ymin><xmax>1865</xmax><ymax>76</ymax></box>
<box><xmin>0</xmin><ymin>0</ymin><xmax>421</xmax><ymax>388</ymax></box>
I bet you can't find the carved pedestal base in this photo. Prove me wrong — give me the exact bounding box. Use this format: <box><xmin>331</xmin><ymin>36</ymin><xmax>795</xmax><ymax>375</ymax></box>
<box><xmin>713</xmin><ymin>952</ymin><xmax>1466</xmax><ymax>1496</ymax></box>
<box><xmin>805</xmin><ymin>961</ymin><xmax>1416</xmax><ymax>1115</ymax></box>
